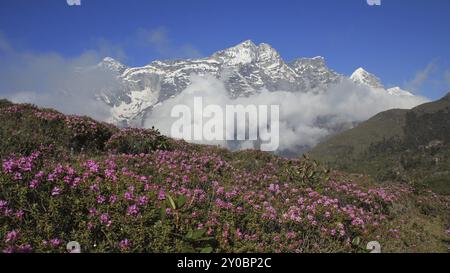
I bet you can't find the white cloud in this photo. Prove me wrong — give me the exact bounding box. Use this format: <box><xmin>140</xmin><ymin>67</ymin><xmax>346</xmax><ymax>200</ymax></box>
<box><xmin>145</xmin><ymin>74</ymin><xmax>429</xmax><ymax>153</ymax></box>
<box><xmin>405</xmin><ymin>61</ymin><xmax>437</xmax><ymax>92</ymax></box>
<box><xmin>0</xmin><ymin>34</ymin><xmax>119</xmax><ymax>121</ymax></box>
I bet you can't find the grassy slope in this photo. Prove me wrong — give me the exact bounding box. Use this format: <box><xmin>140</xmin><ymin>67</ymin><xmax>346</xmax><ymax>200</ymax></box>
<box><xmin>310</xmin><ymin>93</ymin><xmax>450</xmax><ymax>195</ymax></box>
<box><xmin>310</xmin><ymin>109</ymin><xmax>407</xmax><ymax>164</ymax></box>
<box><xmin>0</xmin><ymin>100</ymin><xmax>448</xmax><ymax>253</ymax></box>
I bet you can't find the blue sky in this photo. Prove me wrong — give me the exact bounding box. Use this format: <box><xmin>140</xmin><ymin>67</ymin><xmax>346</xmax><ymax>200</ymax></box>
<box><xmin>0</xmin><ymin>0</ymin><xmax>449</xmax><ymax>99</ymax></box>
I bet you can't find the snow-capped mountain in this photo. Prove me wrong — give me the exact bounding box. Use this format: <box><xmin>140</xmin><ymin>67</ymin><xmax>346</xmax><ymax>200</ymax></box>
<box><xmin>350</xmin><ymin>67</ymin><xmax>413</xmax><ymax>96</ymax></box>
<box><xmin>386</xmin><ymin>86</ymin><xmax>413</xmax><ymax>96</ymax></box>
<box><xmin>98</xmin><ymin>57</ymin><xmax>127</xmax><ymax>75</ymax></box>
<box><xmin>97</xmin><ymin>40</ymin><xmax>415</xmax><ymax>126</ymax></box>
<box><xmin>350</xmin><ymin>67</ymin><xmax>384</xmax><ymax>89</ymax></box>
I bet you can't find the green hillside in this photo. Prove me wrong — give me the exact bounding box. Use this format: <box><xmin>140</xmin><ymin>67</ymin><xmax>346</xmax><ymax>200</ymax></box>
<box><xmin>311</xmin><ymin>93</ymin><xmax>450</xmax><ymax>194</ymax></box>
<box><xmin>0</xmin><ymin>100</ymin><xmax>448</xmax><ymax>252</ymax></box>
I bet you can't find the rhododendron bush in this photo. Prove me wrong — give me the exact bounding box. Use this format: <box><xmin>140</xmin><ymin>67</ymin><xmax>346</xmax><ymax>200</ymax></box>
<box><xmin>0</xmin><ymin>101</ymin><xmax>448</xmax><ymax>253</ymax></box>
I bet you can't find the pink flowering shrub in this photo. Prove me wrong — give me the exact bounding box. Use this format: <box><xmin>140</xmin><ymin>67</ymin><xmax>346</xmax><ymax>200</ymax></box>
<box><xmin>105</xmin><ymin>127</ymin><xmax>173</xmax><ymax>154</ymax></box>
<box><xmin>0</xmin><ymin>101</ymin><xmax>448</xmax><ymax>253</ymax></box>
<box><xmin>0</xmin><ymin>146</ymin><xmax>415</xmax><ymax>253</ymax></box>
<box><xmin>0</xmin><ymin>103</ymin><xmax>117</xmax><ymax>155</ymax></box>
<box><xmin>64</xmin><ymin>115</ymin><xmax>114</xmax><ymax>152</ymax></box>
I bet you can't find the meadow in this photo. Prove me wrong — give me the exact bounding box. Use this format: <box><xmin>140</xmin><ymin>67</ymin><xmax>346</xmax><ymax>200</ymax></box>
<box><xmin>0</xmin><ymin>100</ymin><xmax>448</xmax><ymax>253</ymax></box>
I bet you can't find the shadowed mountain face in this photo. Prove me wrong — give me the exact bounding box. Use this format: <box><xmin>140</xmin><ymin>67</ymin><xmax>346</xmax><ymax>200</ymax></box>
<box><xmin>310</xmin><ymin>93</ymin><xmax>450</xmax><ymax>194</ymax></box>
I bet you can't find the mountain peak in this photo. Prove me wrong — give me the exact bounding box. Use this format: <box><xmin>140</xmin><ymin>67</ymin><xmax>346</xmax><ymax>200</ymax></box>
<box><xmin>288</xmin><ymin>56</ymin><xmax>340</xmax><ymax>89</ymax></box>
<box><xmin>256</xmin><ymin>43</ymin><xmax>282</xmax><ymax>65</ymax></box>
<box><xmin>351</xmin><ymin>67</ymin><xmax>371</xmax><ymax>80</ymax></box>
<box><xmin>212</xmin><ymin>40</ymin><xmax>258</xmax><ymax>65</ymax></box>
<box><xmin>228</xmin><ymin>40</ymin><xmax>258</xmax><ymax>51</ymax></box>
<box><xmin>353</xmin><ymin>67</ymin><xmax>367</xmax><ymax>74</ymax></box>
<box><xmin>350</xmin><ymin>67</ymin><xmax>384</xmax><ymax>89</ymax></box>
<box><xmin>98</xmin><ymin>42</ymin><xmax>421</xmax><ymax>127</ymax></box>
<box><xmin>102</xmin><ymin>56</ymin><xmax>119</xmax><ymax>63</ymax></box>
<box><xmin>239</xmin><ymin>39</ymin><xmax>256</xmax><ymax>47</ymax></box>
<box><xmin>98</xmin><ymin>57</ymin><xmax>127</xmax><ymax>74</ymax></box>
<box><xmin>258</xmin><ymin>42</ymin><xmax>273</xmax><ymax>50</ymax></box>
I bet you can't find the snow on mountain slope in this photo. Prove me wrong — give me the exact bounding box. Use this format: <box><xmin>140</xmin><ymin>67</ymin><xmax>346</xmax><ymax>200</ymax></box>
<box><xmin>386</xmin><ymin>86</ymin><xmax>414</xmax><ymax>96</ymax></box>
<box><xmin>350</xmin><ymin>67</ymin><xmax>415</xmax><ymax>97</ymax></box>
<box><xmin>98</xmin><ymin>57</ymin><xmax>128</xmax><ymax>75</ymax></box>
<box><xmin>350</xmin><ymin>67</ymin><xmax>384</xmax><ymax>89</ymax></box>
<box><xmin>212</xmin><ymin>40</ymin><xmax>258</xmax><ymax>66</ymax></box>
<box><xmin>97</xmin><ymin>41</ymin><xmax>418</xmax><ymax>126</ymax></box>
<box><xmin>289</xmin><ymin>56</ymin><xmax>342</xmax><ymax>90</ymax></box>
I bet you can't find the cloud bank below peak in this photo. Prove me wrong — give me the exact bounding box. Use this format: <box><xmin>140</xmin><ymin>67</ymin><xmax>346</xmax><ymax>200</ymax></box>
<box><xmin>144</xmin><ymin>74</ymin><xmax>429</xmax><ymax>152</ymax></box>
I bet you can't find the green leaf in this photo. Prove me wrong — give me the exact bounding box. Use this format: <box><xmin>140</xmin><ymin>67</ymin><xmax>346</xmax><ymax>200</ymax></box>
<box><xmin>200</xmin><ymin>246</ymin><xmax>213</xmax><ymax>253</ymax></box>
<box><xmin>185</xmin><ymin>230</ymin><xmax>194</xmax><ymax>240</ymax></box>
<box><xmin>177</xmin><ymin>195</ymin><xmax>187</xmax><ymax>208</ymax></box>
<box><xmin>192</xmin><ymin>229</ymin><xmax>206</xmax><ymax>240</ymax></box>
<box><xmin>352</xmin><ymin>237</ymin><xmax>361</xmax><ymax>246</ymax></box>
<box><xmin>167</xmin><ymin>194</ymin><xmax>177</xmax><ymax>210</ymax></box>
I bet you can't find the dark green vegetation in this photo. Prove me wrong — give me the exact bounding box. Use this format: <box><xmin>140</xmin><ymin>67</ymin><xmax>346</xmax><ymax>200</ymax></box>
<box><xmin>0</xmin><ymin>100</ymin><xmax>448</xmax><ymax>253</ymax></box>
<box><xmin>311</xmin><ymin>93</ymin><xmax>450</xmax><ymax>195</ymax></box>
